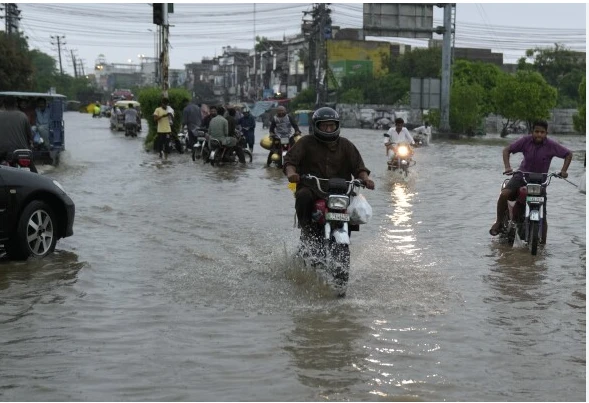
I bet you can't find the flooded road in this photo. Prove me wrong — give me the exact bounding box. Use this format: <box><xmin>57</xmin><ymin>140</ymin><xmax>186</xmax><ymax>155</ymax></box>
<box><xmin>0</xmin><ymin>112</ymin><xmax>585</xmax><ymax>401</ymax></box>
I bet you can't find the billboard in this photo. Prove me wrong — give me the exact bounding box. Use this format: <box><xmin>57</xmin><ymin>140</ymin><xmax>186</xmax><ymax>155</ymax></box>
<box><xmin>326</xmin><ymin>40</ymin><xmax>390</xmax><ymax>77</ymax></box>
<box><xmin>329</xmin><ymin>60</ymin><xmax>373</xmax><ymax>87</ymax></box>
<box><xmin>363</xmin><ymin>4</ymin><xmax>434</xmax><ymax>39</ymax></box>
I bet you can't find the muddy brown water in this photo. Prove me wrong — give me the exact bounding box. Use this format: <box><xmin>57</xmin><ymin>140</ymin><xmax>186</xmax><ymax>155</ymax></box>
<box><xmin>0</xmin><ymin>113</ymin><xmax>585</xmax><ymax>401</ymax></box>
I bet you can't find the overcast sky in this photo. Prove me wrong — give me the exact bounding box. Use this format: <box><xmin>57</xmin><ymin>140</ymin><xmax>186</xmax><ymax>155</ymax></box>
<box><xmin>13</xmin><ymin>2</ymin><xmax>587</xmax><ymax>75</ymax></box>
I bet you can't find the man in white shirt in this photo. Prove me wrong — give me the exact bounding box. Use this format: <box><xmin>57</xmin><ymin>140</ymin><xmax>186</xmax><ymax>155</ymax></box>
<box><xmin>384</xmin><ymin>117</ymin><xmax>414</xmax><ymax>162</ymax></box>
<box><xmin>412</xmin><ymin>121</ymin><xmax>431</xmax><ymax>145</ymax></box>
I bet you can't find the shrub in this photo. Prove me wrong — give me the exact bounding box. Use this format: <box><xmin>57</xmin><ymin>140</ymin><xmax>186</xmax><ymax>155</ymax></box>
<box><xmin>139</xmin><ymin>87</ymin><xmax>190</xmax><ymax>151</ymax></box>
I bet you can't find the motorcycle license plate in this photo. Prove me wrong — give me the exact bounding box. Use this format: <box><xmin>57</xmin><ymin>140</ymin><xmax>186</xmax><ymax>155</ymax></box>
<box><xmin>280</xmin><ymin>138</ymin><xmax>290</xmax><ymax>145</ymax></box>
<box><xmin>527</xmin><ymin>196</ymin><xmax>544</xmax><ymax>203</ymax></box>
<box><xmin>325</xmin><ymin>212</ymin><xmax>349</xmax><ymax>222</ymax></box>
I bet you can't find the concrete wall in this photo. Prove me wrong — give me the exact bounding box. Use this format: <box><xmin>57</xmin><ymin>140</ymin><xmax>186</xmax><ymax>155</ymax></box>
<box><xmin>485</xmin><ymin>109</ymin><xmax>580</xmax><ymax>134</ymax></box>
<box><xmin>336</xmin><ymin>103</ymin><xmax>424</xmax><ymax>128</ymax></box>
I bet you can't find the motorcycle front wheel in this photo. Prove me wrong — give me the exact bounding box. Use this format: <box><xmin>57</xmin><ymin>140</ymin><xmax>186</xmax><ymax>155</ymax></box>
<box><xmin>329</xmin><ymin>243</ymin><xmax>350</xmax><ymax>297</ymax></box>
<box><xmin>243</xmin><ymin>149</ymin><xmax>253</xmax><ymax>163</ymax></box>
<box><xmin>529</xmin><ymin>220</ymin><xmax>539</xmax><ymax>255</ymax></box>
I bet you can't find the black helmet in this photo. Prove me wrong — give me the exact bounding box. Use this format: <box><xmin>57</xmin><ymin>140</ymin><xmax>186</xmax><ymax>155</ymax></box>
<box><xmin>312</xmin><ymin>107</ymin><xmax>340</xmax><ymax>142</ymax></box>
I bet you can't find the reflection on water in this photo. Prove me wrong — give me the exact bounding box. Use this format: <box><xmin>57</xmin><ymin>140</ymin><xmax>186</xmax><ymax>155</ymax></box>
<box><xmin>483</xmin><ymin>242</ymin><xmax>549</xmax><ymax>303</ymax></box>
<box><xmin>382</xmin><ymin>181</ymin><xmax>417</xmax><ymax>255</ymax></box>
<box><xmin>283</xmin><ymin>306</ymin><xmax>370</xmax><ymax>397</ymax></box>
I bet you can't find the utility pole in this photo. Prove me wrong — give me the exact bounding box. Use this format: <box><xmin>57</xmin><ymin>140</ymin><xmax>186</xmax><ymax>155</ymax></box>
<box><xmin>70</xmin><ymin>49</ymin><xmax>78</xmax><ymax>78</ymax></box>
<box><xmin>253</xmin><ymin>3</ymin><xmax>257</xmax><ymax>100</ymax></box>
<box><xmin>439</xmin><ymin>3</ymin><xmax>453</xmax><ymax>133</ymax></box>
<box><xmin>3</xmin><ymin>3</ymin><xmax>21</xmax><ymax>36</ymax></box>
<box><xmin>51</xmin><ymin>35</ymin><xmax>66</xmax><ymax>75</ymax></box>
<box><xmin>161</xmin><ymin>3</ymin><xmax>169</xmax><ymax>95</ymax></box>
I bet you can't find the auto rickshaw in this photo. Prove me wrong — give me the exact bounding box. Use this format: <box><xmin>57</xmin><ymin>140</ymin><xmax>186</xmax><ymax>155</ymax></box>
<box><xmin>0</xmin><ymin>91</ymin><xmax>66</xmax><ymax>166</ymax></box>
<box><xmin>110</xmin><ymin>100</ymin><xmax>142</xmax><ymax>132</ymax></box>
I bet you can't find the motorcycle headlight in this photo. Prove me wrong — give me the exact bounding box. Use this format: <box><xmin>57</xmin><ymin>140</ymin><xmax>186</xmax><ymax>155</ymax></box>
<box><xmin>527</xmin><ymin>183</ymin><xmax>542</xmax><ymax>195</ymax></box>
<box><xmin>327</xmin><ymin>195</ymin><xmax>349</xmax><ymax>209</ymax></box>
<box><xmin>397</xmin><ymin>145</ymin><xmax>409</xmax><ymax>156</ymax></box>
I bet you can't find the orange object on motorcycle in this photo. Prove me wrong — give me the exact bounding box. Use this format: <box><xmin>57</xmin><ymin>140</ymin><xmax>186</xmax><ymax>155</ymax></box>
<box><xmin>517</xmin><ymin>186</ymin><xmax>528</xmax><ymax>205</ymax></box>
<box><xmin>312</xmin><ymin>199</ymin><xmax>327</xmax><ymax>224</ymax></box>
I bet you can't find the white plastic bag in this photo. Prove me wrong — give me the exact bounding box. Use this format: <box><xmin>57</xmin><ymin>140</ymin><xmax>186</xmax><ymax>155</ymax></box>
<box><xmin>349</xmin><ymin>194</ymin><xmax>372</xmax><ymax>224</ymax></box>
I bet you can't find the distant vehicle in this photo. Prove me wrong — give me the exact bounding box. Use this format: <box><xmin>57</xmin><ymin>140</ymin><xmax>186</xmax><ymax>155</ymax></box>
<box><xmin>110</xmin><ymin>89</ymin><xmax>134</xmax><ymax>102</ymax></box>
<box><xmin>0</xmin><ymin>91</ymin><xmax>67</xmax><ymax>166</ymax></box>
<box><xmin>110</xmin><ymin>100</ymin><xmax>142</xmax><ymax>132</ymax></box>
<box><xmin>0</xmin><ymin>165</ymin><xmax>75</xmax><ymax>259</ymax></box>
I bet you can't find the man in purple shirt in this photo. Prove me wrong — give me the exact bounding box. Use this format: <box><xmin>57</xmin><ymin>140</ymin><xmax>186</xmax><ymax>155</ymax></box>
<box><xmin>490</xmin><ymin>119</ymin><xmax>573</xmax><ymax>241</ymax></box>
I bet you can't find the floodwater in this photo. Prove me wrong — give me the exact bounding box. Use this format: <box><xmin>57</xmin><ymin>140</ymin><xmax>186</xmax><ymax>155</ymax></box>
<box><xmin>0</xmin><ymin>113</ymin><xmax>585</xmax><ymax>401</ymax></box>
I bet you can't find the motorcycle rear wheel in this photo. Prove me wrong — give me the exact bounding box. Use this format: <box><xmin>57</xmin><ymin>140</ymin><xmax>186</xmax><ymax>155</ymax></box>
<box><xmin>501</xmin><ymin>211</ymin><xmax>515</xmax><ymax>245</ymax></box>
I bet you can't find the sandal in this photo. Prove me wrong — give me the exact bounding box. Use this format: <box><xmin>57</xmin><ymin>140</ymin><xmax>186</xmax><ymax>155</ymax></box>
<box><xmin>489</xmin><ymin>223</ymin><xmax>501</xmax><ymax>236</ymax></box>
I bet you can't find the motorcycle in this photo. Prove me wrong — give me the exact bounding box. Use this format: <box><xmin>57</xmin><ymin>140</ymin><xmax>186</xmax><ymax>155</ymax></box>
<box><xmin>203</xmin><ymin>130</ymin><xmax>253</xmax><ymax>166</ymax></box>
<box><xmin>498</xmin><ymin>171</ymin><xmax>562</xmax><ymax>255</ymax></box>
<box><xmin>1</xmin><ymin>149</ymin><xmax>36</xmax><ymax>172</ymax></box>
<box><xmin>124</xmin><ymin>122</ymin><xmax>138</xmax><ymax>138</ymax></box>
<box><xmin>190</xmin><ymin>128</ymin><xmax>208</xmax><ymax>161</ymax></box>
<box><xmin>384</xmin><ymin>137</ymin><xmax>415</xmax><ymax>176</ymax></box>
<box><xmin>267</xmin><ymin>134</ymin><xmax>292</xmax><ymax>168</ymax></box>
<box><xmin>166</xmin><ymin>131</ymin><xmax>186</xmax><ymax>154</ymax></box>
<box><xmin>296</xmin><ymin>174</ymin><xmax>369</xmax><ymax>297</ymax></box>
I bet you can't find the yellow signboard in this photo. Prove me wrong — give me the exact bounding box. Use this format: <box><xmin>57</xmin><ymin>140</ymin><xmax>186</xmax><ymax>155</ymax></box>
<box><xmin>326</xmin><ymin>40</ymin><xmax>390</xmax><ymax>77</ymax></box>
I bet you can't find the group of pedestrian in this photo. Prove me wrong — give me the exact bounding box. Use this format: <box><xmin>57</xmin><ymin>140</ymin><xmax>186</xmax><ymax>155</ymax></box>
<box><xmin>153</xmin><ymin>97</ymin><xmax>259</xmax><ymax>162</ymax></box>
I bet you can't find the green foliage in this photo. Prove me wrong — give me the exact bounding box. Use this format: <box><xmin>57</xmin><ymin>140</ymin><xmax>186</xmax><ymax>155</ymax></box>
<box><xmin>517</xmin><ymin>44</ymin><xmax>585</xmax><ymax>107</ymax></box>
<box><xmin>449</xmin><ymin>81</ymin><xmax>485</xmax><ymax>134</ymax></box>
<box><xmin>391</xmin><ymin>47</ymin><xmax>442</xmax><ymax>78</ymax></box>
<box><xmin>573</xmin><ymin>76</ymin><xmax>586</xmax><ymax>133</ymax></box>
<box><xmin>493</xmin><ymin>70</ymin><xmax>557</xmax><ymax>130</ymax></box>
<box><xmin>339</xmin><ymin>88</ymin><xmax>364</xmax><ymax>104</ymax></box>
<box><xmin>337</xmin><ymin>72</ymin><xmax>408</xmax><ymax>105</ymax></box>
<box><xmin>0</xmin><ymin>32</ymin><xmax>34</xmax><ymax>90</ymax></box>
<box><xmin>289</xmin><ymin>88</ymin><xmax>316</xmax><ymax>111</ymax></box>
<box><xmin>139</xmin><ymin>87</ymin><xmax>191</xmax><ymax>150</ymax></box>
<box><xmin>453</xmin><ymin>60</ymin><xmax>502</xmax><ymax>115</ymax></box>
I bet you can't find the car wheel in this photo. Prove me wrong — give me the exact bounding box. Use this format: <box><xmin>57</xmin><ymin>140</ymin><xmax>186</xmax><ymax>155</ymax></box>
<box><xmin>5</xmin><ymin>201</ymin><xmax>58</xmax><ymax>260</ymax></box>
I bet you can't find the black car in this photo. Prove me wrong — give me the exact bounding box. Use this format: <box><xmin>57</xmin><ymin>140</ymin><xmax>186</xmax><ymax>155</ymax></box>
<box><xmin>0</xmin><ymin>166</ymin><xmax>75</xmax><ymax>260</ymax></box>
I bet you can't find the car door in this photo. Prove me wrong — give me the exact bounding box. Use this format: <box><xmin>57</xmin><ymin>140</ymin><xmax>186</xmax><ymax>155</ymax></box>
<box><xmin>0</xmin><ymin>172</ymin><xmax>8</xmax><ymax>239</ymax></box>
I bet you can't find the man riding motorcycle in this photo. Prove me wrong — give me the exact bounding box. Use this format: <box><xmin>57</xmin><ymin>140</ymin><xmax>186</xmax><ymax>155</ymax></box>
<box><xmin>268</xmin><ymin>106</ymin><xmax>301</xmax><ymax>166</ymax></box>
<box><xmin>489</xmin><ymin>119</ymin><xmax>572</xmax><ymax>243</ymax></box>
<box><xmin>384</xmin><ymin>117</ymin><xmax>415</xmax><ymax>165</ymax></box>
<box><xmin>283</xmin><ymin>107</ymin><xmax>375</xmax><ymax>246</ymax></box>
<box><xmin>123</xmin><ymin>103</ymin><xmax>140</xmax><ymax>135</ymax></box>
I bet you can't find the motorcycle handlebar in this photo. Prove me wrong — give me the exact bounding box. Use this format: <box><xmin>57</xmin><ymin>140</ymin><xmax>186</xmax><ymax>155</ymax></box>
<box><xmin>503</xmin><ymin>170</ymin><xmax>562</xmax><ymax>186</ymax></box>
<box><xmin>300</xmin><ymin>174</ymin><xmax>366</xmax><ymax>195</ymax></box>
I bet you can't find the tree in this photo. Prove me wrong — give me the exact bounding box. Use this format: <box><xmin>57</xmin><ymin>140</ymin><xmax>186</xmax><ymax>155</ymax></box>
<box><xmin>289</xmin><ymin>88</ymin><xmax>316</xmax><ymax>111</ymax></box>
<box><xmin>573</xmin><ymin>76</ymin><xmax>586</xmax><ymax>133</ymax></box>
<box><xmin>452</xmin><ymin>60</ymin><xmax>502</xmax><ymax>115</ymax></box>
<box><xmin>29</xmin><ymin>49</ymin><xmax>58</xmax><ymax>92</ymax></box>
<box><xmin>517</xmin><ymin>44</ymin><xmax>585</xmax><ymax>107</ymax></box>
<box><xmin>449</xmin><ymin>81</ymin><xmax>485</xmax><ymax>135</ymax></box>
<box><xmin>0</xmin><ymin>32</ymin><xmax>33</xmax><ymax>90</ymax></box>
<box><xmin>493</xmin><ymin>70</ymin><xmax>557</xmax><ymax>134</ymax></box>
<box><xmin>391</xmin><ymin>47</ymin><xmax>442</xmax><ymax>79</ymax></box>
<box><xmin>339</xmin><ymin>88</ymin><xmax>364</xmax><ymax>104</ymax></box>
